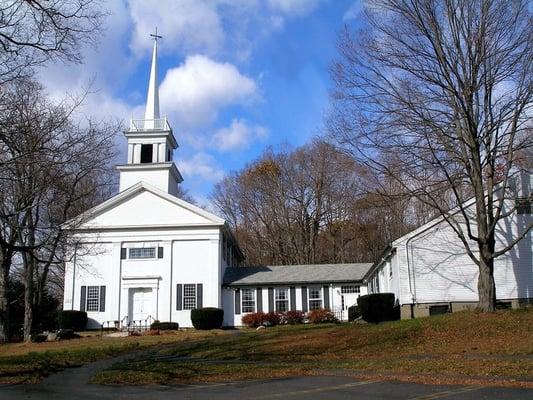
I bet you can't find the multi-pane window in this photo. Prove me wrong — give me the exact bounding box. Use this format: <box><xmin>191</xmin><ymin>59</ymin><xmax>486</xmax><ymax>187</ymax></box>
<box><xmin>129</xmin><ymin>247</ymin><xmax>156</xmax><ymax>259</ymax></box>
<box><xmin>341</xmin><ymin>285</ymin><xmax>360</xmax><ymax>294</ymax></box>
<box><xmin>516</xmin><ymin>197</ymin><xmax>532</xmax><ymax>215</ymax></box>
<box><xmin>275</xmin><ymin>288</ymin><xmax>289</xmax><ymax>312</ymax></box>
<box><xmin>86</xmin><ymin>286</ymin><xmax>100</xmax><ymax>311</ymax></box>
<box><xmin>241</xmin><ymin>288</ymin><xmax>256</xmax><ymax>313</ymax></box>
<box><xmin>308</xmin><ymin>286</ymin><xmax>322</xmax><ymax>310</ymax></box>
<box><xmin>183</xmin><ymin>284</ymin><xmax>196</xmax><ymax>310</ymax></box>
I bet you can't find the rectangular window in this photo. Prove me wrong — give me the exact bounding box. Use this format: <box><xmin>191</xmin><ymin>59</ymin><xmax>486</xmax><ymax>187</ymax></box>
<box><xmin>140</xmin><ymin>144</ymin><xmax>153</xmax><ymax>163</ymax></box>
<box><xmin>183</xmin><ymin>284</ymin><xmax>196</xmax><ymax>310</ymax></box>
<box><xmin>275</xmin><ymin>288</ymin><xmax>289</xmax><ymax>312</ymax></box>
<box><xmin>86</xmin><ymin>286</ymin><xmax>100</xmax><ymax>312</ymax></box>
<box><xmin>129</xmin><ymin>247</ymin><xmax>156</xmax><ymax>259</ymax></box>
<box><xmin>241</xmin><ymin>288</ymin><xmax>256</xmax><ymax>313</ymax></box>
<box><xmin>341</xmin><ymin>285</ymin><xmax>360</xmax><ymax>294</ymax></box>
<box><xmin>516</xmin><ymin>197</ymin><xmax>532</xmax><ymax>215</ymax></box>
<box><xmin>308</xmin><ymin>286</ymin><xmax>323</xmax><ymax>310</ymax></box>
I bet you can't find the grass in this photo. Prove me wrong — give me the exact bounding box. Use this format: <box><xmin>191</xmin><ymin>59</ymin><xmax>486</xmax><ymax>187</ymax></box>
<box><xmin>92</xmin><ymin>308</ymin><xmax>533</xmax><ymax>388</ymax></box>
<box><xmin>0</xmin><ymin>330</ymin><xmax>230</xmax><ymax>384</ymax></box>
<box><xmin>1</xmin><ymin>309</ymin><xmax>531</xmax><ymax>387</ymax></box>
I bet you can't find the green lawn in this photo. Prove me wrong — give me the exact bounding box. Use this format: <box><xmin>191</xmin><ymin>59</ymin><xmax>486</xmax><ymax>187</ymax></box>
<box><xmin>93</xmin><ymin>309</ymin><xmax>533</xmax><ymax>388</ymax></box>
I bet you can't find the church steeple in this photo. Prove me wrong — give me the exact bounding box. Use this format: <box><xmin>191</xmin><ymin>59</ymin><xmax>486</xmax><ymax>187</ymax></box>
<box><xmin>117</xmin><ymin>29</ymin><xmax>183</xmax><ymax>196</ymax></box>
<box><xmin>144</xmin><ymin>30</ymin><xmax>161</xmax><ymax>121</ymax></box>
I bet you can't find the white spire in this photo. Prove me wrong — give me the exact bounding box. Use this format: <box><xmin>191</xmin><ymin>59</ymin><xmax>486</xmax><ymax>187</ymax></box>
<box><xmin>144</xmin><ymin>32</ymin><xmax>160</xmax><ymax>121</ymax></box>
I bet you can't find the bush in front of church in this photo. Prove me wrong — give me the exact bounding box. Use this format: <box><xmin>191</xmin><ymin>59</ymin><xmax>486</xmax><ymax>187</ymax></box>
<box><xmin>58</xmin><ymin>310</ymin><xmax>88</xmax><ymax>331</ymax></box>
<box><xmin>191</xmin><ymin>307</ymin><xmax>224</xmax><ymax>330</ymax></box>
<box><xmin>150</xmin><ymin>321</ymin><xmax>179</xmax><ymax>330</ymax></box>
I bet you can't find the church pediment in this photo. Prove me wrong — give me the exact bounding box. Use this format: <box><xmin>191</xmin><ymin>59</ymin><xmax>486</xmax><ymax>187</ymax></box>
<box><xmin>69</xmin><ymin>182</ymin><xmax>225</xmax><ymax>230</ymax></box>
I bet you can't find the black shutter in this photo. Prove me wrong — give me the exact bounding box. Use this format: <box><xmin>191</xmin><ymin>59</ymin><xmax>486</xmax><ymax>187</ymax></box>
<box><xmin>290</xmin><ymin>287</ymin><xmax>296</xmax><ymax>311</ymax></box>
<box><xmin>323</xmin><ymin>286</ymin><xmax>330</xmax><ymax>310</ymax></box>
<box><xmin>176</xmin><ymin>284</ymin><xmax>183</xmax><ymax>310</ymax></box>
<box><xmin>301</xmin><ymin>286</ymin><xmax>308</xmax><ymax>312</ymax></box>
<box><xmin>158</xmin><ymin>246</ymin><xmax>163</xmax><ymax>258</ymax></box>
<box><xmin>120</xmin><ymin>248</ymin><xmax>127</xmax><ymax>259</ymax></box>
<box><xmin>99</xmin><ymin>286</ymin><xmax>106</xmax><ymax>312</ymax></box>
<box><xmin>235</xmin><ymin>289</ymin><xmax>241</xmax><ymax>315</ymax></box>
<box><xmin>196</xmin><ymin>284</ymin><xmax>203</xmax><ymax>309</ymax></box>
<box><xmin>80</xmin><ymin>286</ymin><xmax>86</xmax><ymax>311</ymax></box>
<box><xmin>256</xmin><ymin>288</ymin><xmax>263</xmax><ymax>312</ymax></box>
<box><xmin>268</xmin><ymin>287</ymin><xmax>274</xmax><ymax>312</ymax></box>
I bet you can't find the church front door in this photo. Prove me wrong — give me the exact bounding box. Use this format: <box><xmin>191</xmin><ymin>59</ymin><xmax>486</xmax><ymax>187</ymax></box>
<box><xmin>129</xmin><ymin>288</ymin><xmax>153</xmax><ymax>322</ymax></box>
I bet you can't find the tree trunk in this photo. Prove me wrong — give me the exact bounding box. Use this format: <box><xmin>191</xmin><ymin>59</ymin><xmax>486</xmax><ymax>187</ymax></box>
<box><xmin>477</xmin><ymin>243</ymin><xmax>496</xmax><ymax>312</ymax></box>
<box><xmin>0</xmin><ymin>257</ymin><xmax>9</xmax><ymax>343</ymax></box>
<box><xmin>23</xmin><ymin>255</ymin><xmax>35</xmax><ymax>342</ymax></box>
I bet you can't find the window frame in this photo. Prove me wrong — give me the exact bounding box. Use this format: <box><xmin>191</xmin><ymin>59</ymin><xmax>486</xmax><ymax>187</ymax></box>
<box><xmin>516</xmin><ymin>197</ymin><xmax>532</xmax><ymax>215</ymax></box>
<box><xmin>183</xmin><ymin>284</ymin><xmax>197</xmax><ymax>310</ymax></box>
<box><xmin>241</xmin><ymin>288</ymin><xmax>256</xmax><ymax>313</ymax></box>
<box><xmin>128</xmin><ymin>247</ymin><xmax>157</xmax><ymax>260</ymax></box>
<box><xmin>308</xmin><ymin>286</ymin><xmax>323</xmax><ymax>311</ymax></box>
<box><xmin>86</xmin><ymin>286</ymin><xmax>100</xmax><ymax>312</ymax></box>
<box><xmin>340</xmin><ymin>285</ymin><xmax>360</xmax><ymax>294</ymax></box>
<box><xmin>274</xmin><ymin>287</ymin><xmax>289</xmax><ymax>313</ymax></box>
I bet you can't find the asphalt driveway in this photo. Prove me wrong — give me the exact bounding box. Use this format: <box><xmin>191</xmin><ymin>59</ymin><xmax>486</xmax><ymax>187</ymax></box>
<box><xmin>0</xmin><ymin>374</ymin><xmax>531</xmax><ymax>399</ymax></box>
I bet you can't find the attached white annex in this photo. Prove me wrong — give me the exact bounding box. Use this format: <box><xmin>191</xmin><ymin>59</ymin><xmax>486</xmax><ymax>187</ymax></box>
<box><xmin>62</xmin><ymin>36</ymin><xmax>371</xmax><ymax>329</ymax></box>
<box><xmin>365</xmin><ymin>171</ymin><xmax>532</xmax><ymax>319</ymax></box>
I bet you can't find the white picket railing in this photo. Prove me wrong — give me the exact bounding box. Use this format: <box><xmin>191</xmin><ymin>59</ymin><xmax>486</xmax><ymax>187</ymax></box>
<box><xmin>129</xmin><ymin>117</ymin><xmax>171</xmax><ymax>131</ymax></box>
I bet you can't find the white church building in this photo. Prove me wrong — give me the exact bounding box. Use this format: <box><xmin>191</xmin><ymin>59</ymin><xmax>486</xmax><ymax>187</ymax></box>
<box><xmin>62</xmin><ymin>37</ymin><xmax>371</xmax><ymax>329</ymax></box>
<box><xmin>63</xmin><ymin>36</ymin><xmax>532</xmax><ymax>329</ymax></box>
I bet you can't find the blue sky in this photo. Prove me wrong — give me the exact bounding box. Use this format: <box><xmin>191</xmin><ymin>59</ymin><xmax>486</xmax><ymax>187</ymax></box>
<box><xmin>39</xmin><ymin>0</ymin><xmax>363</xmax><ymax>205</ymax></box>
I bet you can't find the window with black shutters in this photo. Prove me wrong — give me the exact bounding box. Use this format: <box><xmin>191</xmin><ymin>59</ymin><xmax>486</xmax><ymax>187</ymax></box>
<box><xmin>85</xmin><ymin>286</ymin><xmax>105</xmax><ymax>312</ymax></box>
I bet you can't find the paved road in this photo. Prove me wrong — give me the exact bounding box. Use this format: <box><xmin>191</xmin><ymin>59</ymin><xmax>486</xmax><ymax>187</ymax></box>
<box><xmin>0</xmin><ymin>374</ymin><xmax>531</xmax><ymax>399</ymax></box>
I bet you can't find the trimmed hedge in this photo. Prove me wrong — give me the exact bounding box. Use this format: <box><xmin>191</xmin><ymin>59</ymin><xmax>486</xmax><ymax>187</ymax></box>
<box><xmin>348</xmin><ymin>305</ymin><xmax>361</xmax><ymax>321</ymax></box>
<box><xmin>358</xmin><ymin>293</ymin><xmax>398</xmax><ymax>323</ymax></box>
<box><xmin>191</xmin><ymin>307</ymin><xmax>224</xmax><ymax>330</ymax></box>
<box><xmin>57</xmin><ymin>310</ymin><xmax>87</xmax><ymax>331</ymax></box>
<box><xmin>150</xmin><ymin>321</ymin><xmax>179</xmax><ymax>330</ymax></box>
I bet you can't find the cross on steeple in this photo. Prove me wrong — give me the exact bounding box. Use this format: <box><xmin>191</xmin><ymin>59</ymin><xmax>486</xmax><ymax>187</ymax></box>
<box><xmin>150</xmin><ymin>27</ymin><xmax>162</xmax><ymax>41</ymax></box>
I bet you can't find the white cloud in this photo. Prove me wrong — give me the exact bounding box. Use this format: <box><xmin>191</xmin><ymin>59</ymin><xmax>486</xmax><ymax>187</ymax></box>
<box><xmin>267</xmin><ymin>0</ymin><xmax>323</xmax><ymax>16</ymax></box>
<box><xmin>177</xmin><ymin>152</ymin><xmax>225</xmax><ymax>182</ymax></box>
<box><xmin>343</xmin><ymin>1</ymin><xmax>364</xmax><ymax>21</ymax></box>
<box><xmin>160</xmin><ymin>55</ymin><xmax>259</xmax><ymax>128</ymax></box>
<box><xmin>128</xmin><ymin>0</ymin><xmax>224</xmax><ymax>57</ymax></box>
<box><xmin>212</xmin><ymin>119</ymin><xmax>269</xmax><ymax>152</ymax></box>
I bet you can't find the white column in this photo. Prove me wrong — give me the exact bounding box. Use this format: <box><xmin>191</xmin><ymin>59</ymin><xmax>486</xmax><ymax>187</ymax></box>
<box><xmin>159</xmin><ymin>143</ymin><xmax>166</xmax><ymax>162</ymax></box>
<box><xmin>127</xmin><ymin>143</ymin><xmax>134</xmax><ymax>164</ymax></box>
<box><xmin>152</xmin><ymin>143</ymin><xmax>159</xmax><ymax>163</ymax></box>
<box><xmin>133</xmin><ymin>144</ymin><xmax>141</xmax><ymax>163</ymax></box>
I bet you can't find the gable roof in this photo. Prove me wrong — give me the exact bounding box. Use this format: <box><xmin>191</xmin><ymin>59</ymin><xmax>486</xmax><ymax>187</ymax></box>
<box><xmin>223</xmin><ymin>263</ymin><xmax>372</xmax><ymax>286</ymax></box>
<box><xmin>64</xmin><ymin>181</ymin><xmax>225</xmax><ymax>230</ymax></box>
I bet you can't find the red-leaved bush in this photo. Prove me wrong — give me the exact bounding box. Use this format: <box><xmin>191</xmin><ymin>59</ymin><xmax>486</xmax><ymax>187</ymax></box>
<box><xmin>264</xmin><ymin>312</ymin><xmax>281</xmax><ymax>326</ymax></box>
<box><xmin>307</xmin><ymin>309</ymin><xmax>338</xmax><ymax>324</ymax></box>
<box><xmin>241</xmin><ymin>312</ymin><xmax>266</xmax><ymax>328</ymax></box>
<box><xmin>281</xmin><ymin>310</ymin><xmax>305</xmax><ymax>324</ymax></box>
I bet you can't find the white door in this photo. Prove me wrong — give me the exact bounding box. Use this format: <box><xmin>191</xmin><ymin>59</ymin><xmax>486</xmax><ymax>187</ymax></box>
<box><xmin>129</xmin><ymin>288</ymin><xmax>153</xmax><ymax>322</ymax></box>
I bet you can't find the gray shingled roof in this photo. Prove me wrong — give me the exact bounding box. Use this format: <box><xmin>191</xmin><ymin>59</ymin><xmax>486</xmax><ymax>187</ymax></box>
<box><xmin>223</xmin><ymin>263</ymin><xmax>372</xmax><ymax>286</ymax></box>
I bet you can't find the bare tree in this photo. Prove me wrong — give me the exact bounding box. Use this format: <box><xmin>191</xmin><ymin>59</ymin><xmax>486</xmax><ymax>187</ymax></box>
<box><xmin>0</xmin><ymin>79</ymin><xmax>118</xmax><ymax>341</ymax></box>
<box><xmin>0</xmin><ymin>0</ymin><xmax>105</xmax><ymax>84</ymax></box>
<box><xmin>328</xmin><ymin>0</ymin><xmax>532</xmax><ymax>311</ymax></box>
<box><xmin>212</xmin><ymin>141</ymin><xmax>381</xmax><ymax>266</ymax></box>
